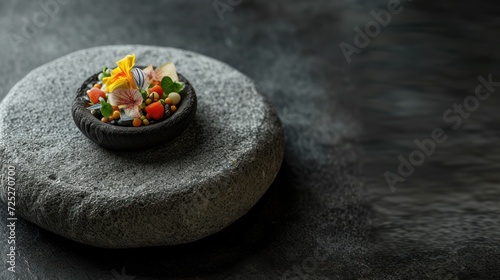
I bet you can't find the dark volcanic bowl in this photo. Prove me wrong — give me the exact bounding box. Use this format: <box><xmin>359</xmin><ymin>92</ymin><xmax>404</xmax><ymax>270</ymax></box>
<box><xmin>72</xmin><ymin>71</ymin><xmax>197</xmax><ymax>151</ymax></box>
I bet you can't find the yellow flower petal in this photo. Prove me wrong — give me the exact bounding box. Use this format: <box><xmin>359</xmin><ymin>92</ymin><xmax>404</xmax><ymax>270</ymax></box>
<box><xmin>116</xmin><ymin>54</ymin><xmax>136</xmax><ymax>74</ymax></box>
<box><xmin>103</xmin><ymin>54</ymin><xmax>137</xmax><ymax>93</ymax></box>
<box><xmin>105</xmin><ymin>77</ymin><xmax>130</xmax><ymax>92</ymax></box>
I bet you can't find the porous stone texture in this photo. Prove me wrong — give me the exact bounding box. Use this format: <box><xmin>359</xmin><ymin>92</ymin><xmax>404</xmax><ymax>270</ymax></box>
<box><xmin>0</xmin><ymin>45</ymin><xmax>284</xmax><ymax>248</ymax></box>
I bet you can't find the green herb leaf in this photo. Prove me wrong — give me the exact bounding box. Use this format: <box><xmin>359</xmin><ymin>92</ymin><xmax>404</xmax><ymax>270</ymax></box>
<box><xmin>100</xmin><ymin>100</ymin><xmax>113</xmax><ymax>118</ymax></box>
<box><xmin>161</xmin><ymin>76</ymin><xmax>185</xmax><ymax>94</ymax></box>
<box><xmin>173</xmin><ymin>81</ymin><xmax>185</xmax><ymax>93</ymax></box>
<box><xmin>161</xmin><ymin>76</ymin><xmax>174</xmax><ymax>93</ymax></box>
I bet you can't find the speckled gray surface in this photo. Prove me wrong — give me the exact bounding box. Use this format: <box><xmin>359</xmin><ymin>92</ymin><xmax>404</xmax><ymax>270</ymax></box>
<box><xmin>1</xmin><ymin>0</ymin><xmax>500</xmax><ymax>279</ymax></box>
<box><xmin>0</xmin><ymin>45</ymin><xmax>284</xmax><ymax>248</ymax></box>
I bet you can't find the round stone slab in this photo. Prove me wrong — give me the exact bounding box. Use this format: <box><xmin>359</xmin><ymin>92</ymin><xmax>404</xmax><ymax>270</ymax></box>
<box><xmin>0</xmin><ymin>45</ymin><xmax>284</xmax><ymax>248</ymax></box>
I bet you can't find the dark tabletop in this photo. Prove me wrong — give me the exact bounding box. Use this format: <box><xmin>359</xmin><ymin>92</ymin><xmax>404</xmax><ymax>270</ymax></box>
<box><xmin>1</xmin><ymin>0</ymin><xmax>500</xmax><ymax>279</ymax></box>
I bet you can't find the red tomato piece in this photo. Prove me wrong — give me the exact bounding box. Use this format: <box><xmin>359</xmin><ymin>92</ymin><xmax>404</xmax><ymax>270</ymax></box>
<box><xmin>145</xmin><ymin>101</ymin><xmax>165</xmax><ymax>121</ymax></box>
<box><xmin>148</xmin><ymin>85</ymin><xmax>163</xmax><ymax>96</ymax></box>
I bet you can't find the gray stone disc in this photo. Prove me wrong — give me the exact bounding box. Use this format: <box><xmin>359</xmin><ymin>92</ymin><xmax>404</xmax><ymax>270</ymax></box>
<box><xmin>0</xmin><ymin>45</ymin><xmax>284</xmax><ymax>248</ymax></box>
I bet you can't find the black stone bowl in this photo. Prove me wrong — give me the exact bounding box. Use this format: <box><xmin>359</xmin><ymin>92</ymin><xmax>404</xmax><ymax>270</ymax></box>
<box><xmin>72</xmin><ymin>71</ymin><xmax>197</xmax><ymax>151</ymax></box>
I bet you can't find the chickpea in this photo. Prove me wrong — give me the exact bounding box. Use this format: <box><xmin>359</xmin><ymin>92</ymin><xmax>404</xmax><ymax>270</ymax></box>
<box><xmin>133</xmin><ymin>118</ymin><xmax>142</xmax><ymax>127</ymax></box>
<box><xmin>112</xmin><ymin>110</ymin><xmax>120</xmax><ymax>120</ymax></box>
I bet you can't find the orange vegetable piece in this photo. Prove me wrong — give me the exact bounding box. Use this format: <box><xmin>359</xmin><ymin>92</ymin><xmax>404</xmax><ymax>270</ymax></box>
<box><xmin>148</xmin><ymin>85</ymin><xmax>163</xmax><ymax>96</ymax></box>
<box><xmin>145</xmin><ymin>101</ymin><xmax>164</xmax><ymax>121</ymax></box>
<box><xmin>87</xmin><ymin>88</ymin><xmax>106</xmax><ymax>104</ymax></box>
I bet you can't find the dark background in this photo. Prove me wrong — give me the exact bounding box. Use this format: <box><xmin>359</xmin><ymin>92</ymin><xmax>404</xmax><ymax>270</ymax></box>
<box><xmin>1</xmin><ymin>0</ymin><xmax>500</xmax><ymax>279</ymax></box>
